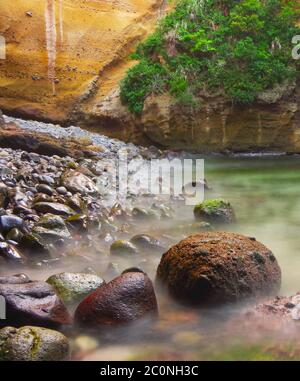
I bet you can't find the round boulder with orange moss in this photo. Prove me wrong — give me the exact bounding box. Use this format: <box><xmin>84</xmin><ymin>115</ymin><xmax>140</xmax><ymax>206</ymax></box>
<box><xmin>156</xmin><ymin>232</ymin><xmax>281</xmax><ymax>306</ymax></box>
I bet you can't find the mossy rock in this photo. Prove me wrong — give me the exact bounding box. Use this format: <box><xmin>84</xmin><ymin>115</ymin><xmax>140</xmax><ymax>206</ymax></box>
<box><xmin>46</xmin><ymin>272</ymin><xmax>105</xmax><ymax>305</ymax></box>
<box><xmin>0</xmin><ymin>326</ymin><xmax>70</xmax><ymax>361</ymax></box>
<box><xmin>32</xmin><ymin>214</ymin><xmax>71</xmax><ymax>242</ymax></box>
<box><xmin>110</xmin><ymin>240</ymin><xmax>138</xmax><ymax>256</ymax></box>
<box><xmin>194</xmin><ymin>198</ymin><xmax>235</xmax><ymax>224</ymax></box>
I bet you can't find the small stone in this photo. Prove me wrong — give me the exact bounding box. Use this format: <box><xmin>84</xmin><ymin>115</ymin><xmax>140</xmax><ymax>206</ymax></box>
<box><xmin>6</xmin><ymin>228</ymin><xmax>24</xmax><ymax>243</ymax></box>
<box><xmin>36</xmin><ymin>184</ymin><xmax>53</xmax><ymax>196</ymax></box>
<box><xmin>20</xmin><ymin>233</ymin><xmax>51</xmax><ymax>258</ymax></box>
<box><xmin>0</xmin><ymin>242</ymin><xmax>25</xmax><ymax>264</ymax></box>
<box><xmin>38</xmin><ymin>175</ymin><xmax>55</xmax><ymax>186</ymax></box>
<box><xmin>65</xmin><ymin>214</ymin><xmax>87</xmax><ymax>232</ymax></box>
<box><xmin>0</xmin><ymin>274</ymin><xmax>31</xmax><ymax>284</ymax></box>
<box><xmin>110</xmin><ymin>240</ymin><xmax>138</xmax><ymax>256</ymax></box>
<box><xmin>72</xmin><ymin>335</ymin><xmax>99</xmax><ymax>357</ymax></box>
<box><xmin>0</xmin><ymin>215</ymin><xmax>24</xmax><ymax>234</ymax></box>
<box><xmin>61</xmin><ymin>170</ymin><xmax>98</xmax><ymax>195</ymax></box>
<box><xmin>132</xmin><ymin>207</ymin><xmax>150</xmax><ymax>220</ymax></box>
<box><xmin>130</xmin><ymin>234</ymin><xmax>163</xmax><ymax>251</ymax></box>
<box><xmin>56</xmin><ymin>186</ymin><xmax>67</xmax><ymax>195</ymax></box>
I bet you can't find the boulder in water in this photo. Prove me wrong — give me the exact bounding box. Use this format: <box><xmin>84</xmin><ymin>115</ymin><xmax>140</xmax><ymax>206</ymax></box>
<box><xmin>156</xmin><ymin>232</ymin><xmax>281</xmax><ymax>306</ymax></box>
<box><xmin>194</xmin><ymin>199</ymin><xmax>235</xmax><ymax>224</ymax></box>
<box><xmin>75</xmin><ymin>272</ymin><xmax>158</xmax><ymax>328</ymax></box>
<box><xmin>47</xmin><ymin>272</ymin><xmax>105</xmax><ymax>305</ymax></box>
<box><xmin>0</xmin><ymin>281</ymin><xmax>72</xmax><ymax>328</ymax></box>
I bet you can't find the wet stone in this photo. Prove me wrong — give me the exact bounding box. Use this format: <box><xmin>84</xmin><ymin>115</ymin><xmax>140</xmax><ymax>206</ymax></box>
<box><xmin>33</xmin><ymin>202</ymin><xmax>76</xmax><ymax>217</ymax></box>
<box><xmin>32</xmin><ymin>214</ymin><xmax>71</xmax><ymax>242</ymax></box>
<box><xmin>0</xmin><ymin>215</ymin><xmax>24</xmax><ymax>234</ymax></box>
<box><xmin>6</xmin><ymin>228</ymin><xmax>24</xmax><ymax>243</ymax></box>
<box><xmin>130</xmin><ymin>234</ymin><xmax>163</xmax><ymax>251</ymax></box>
<box><xmin>0</xmin><ymin>274</ymin><xmax>31</xmax><ymax>284</ymax></box>
<box><xmin>75</xmin><ymin>272</ymin><xmax>158</xmax><ymax>328</ymax></box>
<box><xmin>0</xmin><ymin>281</ymin><xmax>72</xmax><ymax>328</ymax></box>
<box><xmin>194</xmin><ymin>199</ymin><xmax>236</xmax><ymax>224</ymax></box>
<box><xmin>0</xmin><ymin>242</ymin><xmax>25</xmax><ymax>264</ymax></box>
<box><xmin>47</xmin><ymin>272</ymin><xmax>105</xmax><ymax>305</ymax></box>
<box><xmin>36</xmin><ymin>184</ymin><xmax>53</xmax><ymax>196</ymax></box>
<box><xmin>110</xmin><ymin>240</ymin><xmax>138</xmax><ymax>256</ymax></box>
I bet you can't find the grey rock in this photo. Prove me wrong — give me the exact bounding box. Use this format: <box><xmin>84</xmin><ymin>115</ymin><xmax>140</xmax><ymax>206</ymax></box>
<box><xmin>0</xmin><ymin>242</ymin><xmax>25</xmax><ymax>264</ymax></box>
<box><xmin>0</xmin><ymin>215</ymin><xmax>24</xmax><ymax>234</ymax></box>
<box><xmin>0</xmin><ymin>281</ymin><xmax>72</xmax><ymax>328</ymax></box>
<box><xmin>61</xmin><ymin>170</ymin><xmax>98</xmax><ymax>195</ymax></box>
<box><xmin>36</xmin><ymin>184</ymin><xmax>53</xmax><ymax>196</ymax></box>
<box><xmin>47</xmin><ymin>272</ymin><xmax>105</xmax><ymax>305</ymax></box>
<box><xmin>0</xmin><ymin>274</ymin><xmax>31</xmax><ymax>284</ymax></box>
<box><xmin>32</xmin><ymin>214</ymin><xmax>71</xmax><ymax>242</ymax></box>
<box><xmin>33</xmin><ymin>202</ymin><xmax>76</xmax><ymax>217</ymax></box>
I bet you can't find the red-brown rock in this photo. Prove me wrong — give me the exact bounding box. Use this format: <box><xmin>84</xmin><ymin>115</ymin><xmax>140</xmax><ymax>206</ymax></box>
<box><xmin>75</xmin><ymin>272</ymin><xmax>158</xmax><ymax>328</ymax></box>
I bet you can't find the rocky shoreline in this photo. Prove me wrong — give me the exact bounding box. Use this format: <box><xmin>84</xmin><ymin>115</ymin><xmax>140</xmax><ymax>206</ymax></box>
<box><xmin>0</xmin><ymin>114</ymin><xmax>299</xmax><ymax>361</ymax></box>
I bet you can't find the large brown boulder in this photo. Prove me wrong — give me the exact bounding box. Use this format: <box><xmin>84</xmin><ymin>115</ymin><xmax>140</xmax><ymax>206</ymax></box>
<box><xmin>75</xmin><ymin>272</ymin><xmax>158</xmax><ymax>328</ymax></box>
<box><xmin>156</xmin><ymin>232</ymin><xmax>281</xmax><ymax>306</ymax></box>
<box><xmin>0</xmin><ymin>281</ymin><xmax>72</xmax><ymax>328</ymax></box>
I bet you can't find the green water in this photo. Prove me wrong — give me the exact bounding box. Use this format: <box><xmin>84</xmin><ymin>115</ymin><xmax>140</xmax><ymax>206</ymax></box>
<box><xmin>78</xmin><ymin>156</ymin><xmax>300</xmax><ymax>361</ymax></box>
<box><xmin>205</xmin><ymin>156</ymin><xmax>300</xmax><ymax>296</ymax></box>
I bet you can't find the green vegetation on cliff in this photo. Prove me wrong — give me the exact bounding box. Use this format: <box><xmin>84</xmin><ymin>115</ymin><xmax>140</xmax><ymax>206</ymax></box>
<box><xmin>120</xmin><ymin>0</ymin><xmax>300</xmax><ymax>114</ymax></box>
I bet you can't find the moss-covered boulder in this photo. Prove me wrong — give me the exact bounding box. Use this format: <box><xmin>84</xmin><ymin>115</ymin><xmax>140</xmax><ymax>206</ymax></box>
<box><xmin>156</xmin><ymin>232</ymin><xmax>281</xmax><ymax>306</ymax></box>
<box><xmin>194</xmin><ymin>199</ymin><xmax>235</xmax><ymax>224</ymax></box>
<box><xmin>47</xmin><ymin>272</ymin><xmax>105</xmax><ymax>305</ymax></box>
<box><xmin>0</xmin><ymin>326</ymin><xmax>69</xmax><ymax>361</ymax></box>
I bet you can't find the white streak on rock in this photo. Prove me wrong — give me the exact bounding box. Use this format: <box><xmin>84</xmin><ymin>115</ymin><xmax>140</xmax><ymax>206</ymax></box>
<box><xmin>59</xmin><ymin>0</ymin><xmax>64</xmax><ymax>45</ymax></box>
<box><xmin>45</xmin><ymin>0</ymin><xmax>57</xmax><ymax>95</ymax></box>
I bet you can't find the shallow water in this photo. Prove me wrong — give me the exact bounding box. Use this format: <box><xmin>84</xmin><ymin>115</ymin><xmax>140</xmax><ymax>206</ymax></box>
<box><xmin>81</xmin><ymin>155</ymin><xmax>300</xmax><ymax>360</ymax></box>
<box><xmin>3</xmin><ymin>155</ymin><xmax>300</xmax><ymax>360</ymax></box>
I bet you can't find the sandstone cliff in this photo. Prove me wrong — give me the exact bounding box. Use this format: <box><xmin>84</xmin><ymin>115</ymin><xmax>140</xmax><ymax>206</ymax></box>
<box><xmin>0</xmin><ymin>0</ymin><xmax>167</xmax><ymax>125</ymax></box>
<box><xmin>139</xmin><ymin>83</ymin><xmax>300</xmax><ymax>153</ymax></box>
<box><xmin>0</xmin><ymin>1</ymin><xmax>300</xmax><ymax>153</ymax></box>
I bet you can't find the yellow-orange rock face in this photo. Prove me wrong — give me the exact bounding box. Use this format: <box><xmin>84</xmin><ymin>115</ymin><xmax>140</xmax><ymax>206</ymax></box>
<box><xmin>0</xmin><ymin>0</ymin><xmax>166</xmax><ymax>123</ymax></box>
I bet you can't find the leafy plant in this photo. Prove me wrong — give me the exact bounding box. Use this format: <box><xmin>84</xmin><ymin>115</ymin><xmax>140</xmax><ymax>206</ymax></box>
<box><xmin>120</xmin><ymin>0</ymin><xmax>300</xmax><ymax>114</ymax></box>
